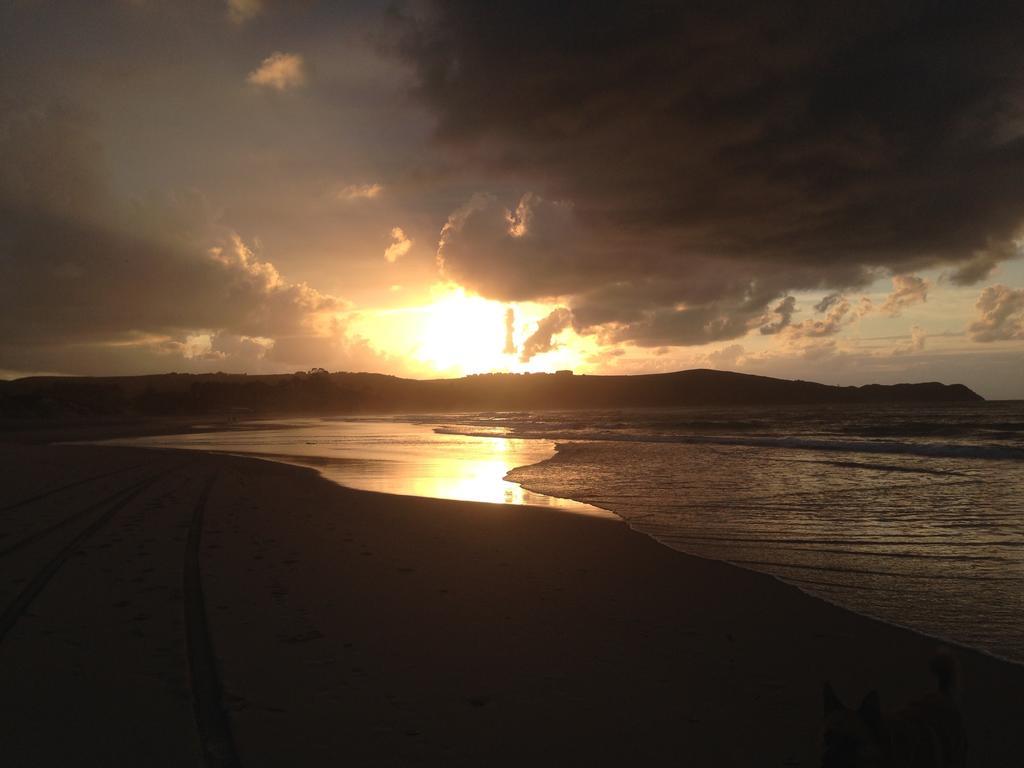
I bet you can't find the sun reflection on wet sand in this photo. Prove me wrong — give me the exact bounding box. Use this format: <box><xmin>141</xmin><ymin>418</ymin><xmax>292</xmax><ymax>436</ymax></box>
<box><xmin>99</xmin><ymin>419</ymin><xmax>612</xmax><ymax>517</ymax></box>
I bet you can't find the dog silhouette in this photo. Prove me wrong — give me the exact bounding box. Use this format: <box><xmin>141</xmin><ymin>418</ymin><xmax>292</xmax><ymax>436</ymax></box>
<box><xmin>821</xmin><ymin>652</ymin><xmax>966</xmax><ymax>767</ymax></box>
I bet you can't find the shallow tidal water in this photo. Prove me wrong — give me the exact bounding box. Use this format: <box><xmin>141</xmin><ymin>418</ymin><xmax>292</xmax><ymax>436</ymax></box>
<box><xmin>104</xmin><ymin>419</ymin><xmax>608</xmax><ymax>515</ymax></box>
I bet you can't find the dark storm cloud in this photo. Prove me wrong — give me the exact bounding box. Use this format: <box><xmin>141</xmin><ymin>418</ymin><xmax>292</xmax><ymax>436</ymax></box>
<box><xmin>814</xmin><ymin>293</ymin><xmax>844</xmax><ymax>313</ymax></box>
<box><xmin>438</xmin><ymin>193</ymin><xmax>599</xmax><ymax>301</ymax></box>
<box><xmin>438</xmin><ymin>193</ymin><xmax>873</xmax><ymax>347</ymax></box>
<box><xmin>519</xmin><ymin>307</ymin><xmax>572</xmax><ymax>362</ymax></box>
<box><xmin>948</xmin><ymin>239</ymin><xmax>1022</xmax><ymax>286</ymax></box>
<box><xmin>407</xmin><ymin>1</ymin><xmax>1024</xmax><ymax>346</ymax></box>
<box><xmin>759</xmin><ymin>296</ymin><xmax>796</xmax><ymax>335</ymax></box>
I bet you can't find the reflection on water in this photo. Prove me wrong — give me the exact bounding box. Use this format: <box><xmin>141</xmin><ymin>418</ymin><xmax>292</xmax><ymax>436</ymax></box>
<box><xmin>101</xmin><ymin>419</ymin><xmax>610</xmax><ymax>516</ymax></box>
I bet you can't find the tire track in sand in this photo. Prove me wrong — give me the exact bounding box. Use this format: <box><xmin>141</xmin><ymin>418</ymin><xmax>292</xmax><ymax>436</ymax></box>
<box><xmin>0</xmin><ymin>467</ymin><xmax>175</xmax><ymax>557</ymax></box>
<box><xmin>0</xmin><ymin>464</ymin><xmax>181</xmax><ymax>643</ymax></box>
<box><xmin>184</xmin><ymin>471</ymin><xmax>241</xmax><ymax>768</ymax></box>
<box><xmin>0</xmin><ymin>461</ymin><xmax>153</xmax><ymax>514</ymax></box>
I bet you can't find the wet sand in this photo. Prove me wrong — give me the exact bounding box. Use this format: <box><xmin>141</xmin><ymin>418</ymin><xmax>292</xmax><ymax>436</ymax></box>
<box><xmin>1</xmin><ymin>440</ymin><xmax>1022</xmax><ymax>766</ymax></box>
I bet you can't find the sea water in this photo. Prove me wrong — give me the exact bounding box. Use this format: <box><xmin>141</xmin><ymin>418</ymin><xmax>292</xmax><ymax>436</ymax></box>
<box><xmin>105</xmin><ymin>419</ymin><xmax>608</xmax><ymax>515</ymax></box>
<box><xmin>108</xmin><ymin>402</ymin><xmax>1024</xmax><ymax>663</ymax></box>
<box><xmin>434</xmin><ymin>403</ymin><xmax>1024</xmax><ymax>663</ymax></box>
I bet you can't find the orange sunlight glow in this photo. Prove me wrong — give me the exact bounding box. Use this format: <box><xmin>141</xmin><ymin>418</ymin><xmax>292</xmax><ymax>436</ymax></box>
<box><xmin>354</xmin><ymin>285</ymin><xmax>591</xmax><ymax>377</ymax></box>
<box><xmin>414</xmin><ymin>289</ymin><xmax>508</xmax><ymax>372</ymax></box>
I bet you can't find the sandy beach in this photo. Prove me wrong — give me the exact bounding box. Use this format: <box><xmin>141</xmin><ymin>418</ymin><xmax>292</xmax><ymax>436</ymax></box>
<box><xmin>1</xmin><ymin>438</ymin><xmax>1022</xmax><ymax>767</ymax></box>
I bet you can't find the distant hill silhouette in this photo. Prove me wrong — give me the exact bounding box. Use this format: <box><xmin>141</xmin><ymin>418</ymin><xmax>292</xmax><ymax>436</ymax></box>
<box><xmin>0</xmin><ymin>369</ymin><xmax>983</xmax><ymax>420</ymax></box>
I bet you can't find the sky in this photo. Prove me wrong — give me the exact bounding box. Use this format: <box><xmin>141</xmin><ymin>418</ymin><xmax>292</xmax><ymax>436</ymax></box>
<box><xmin>1</xmin><ymin>1</ymin><xmax>1023</xmax><ymax>398</ymax></box>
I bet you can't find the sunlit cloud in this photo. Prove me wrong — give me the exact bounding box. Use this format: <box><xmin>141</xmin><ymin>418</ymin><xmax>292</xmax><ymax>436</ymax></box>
<box><xmin>209</xmin><ymin>333</ymin><xmax>275</xmax><ymax>361</ymax></box>
<box><xmin>338</xmin><ymin>183</ymin><xmax>383</xmax><ymax>201</ymax></box>
<box><xmin>247</xmin><ymin>52</ymin><xmax>305</xmax><ymax>91</ymax></box>
<box><xmin>788</xmin><ymin>297</ymin><xmax>854</xmax><ymax>338</ymax></box>
<box><xmin>891</xmin><ymin>326</ymin><xmax>927</xmax><ymax>356</ymax></box>
<box><xmin>881</xmin><ymin>275</ymin><xmax>929</xmax><ymax>317</ymax></box>
<box><xmin>384</xmin><ymin>227</ymin><xmax>412</xmax><ymax>263</ymax></box>
<box><xmin>586</xmin><ymin>346</ymin><xmax>626</xmax><ymax>365</ymax></box>
<box><xmin>182</xmin><ymin>333</ymin><xmax>216</xmax><ymax>360</ymax></box>
<box><xmin>503</xmin><ymin>307</ymin><xmax>516</xmax><ymax>355</ymax></box>
<box><xmin>968</xmin><ymin>284</ymin><xmax>1024</xmax><ymax>342</ymax></box>
<box><xmin>705</xmin><ymin>343</ymin><xmax>747</xmax><ymax>370</ymax></box>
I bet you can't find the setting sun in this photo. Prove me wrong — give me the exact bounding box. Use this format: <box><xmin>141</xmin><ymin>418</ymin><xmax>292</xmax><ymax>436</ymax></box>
<box><xmin>412</xmin><ymin>288</ymin><xmax>508</xmax><ymax>373</ymax></box>
<box><xmin>353</xmin><ymin>285</ymin><xmax>591</xmax><ymax>377</ymax></box>
<box><xmin>4</xmin><ymin>3</ymin><xmax>1024</xmax><ymax>765</ymax></box>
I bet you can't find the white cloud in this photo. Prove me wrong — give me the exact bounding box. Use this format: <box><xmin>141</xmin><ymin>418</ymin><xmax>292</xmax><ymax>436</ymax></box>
<box><xmin>247</xmin><ymin>52</ymin><xmax>305</xmax><ymax>91</ymax></box>
<box><xmin>384</xmin><ymin>227</ymin><xmax>412</xmax><ymax>263</ymax></box>
<box><xmin>798</xmin><ymin>339</ymin><xmax>840</xmax><ymax>361</ymax></box>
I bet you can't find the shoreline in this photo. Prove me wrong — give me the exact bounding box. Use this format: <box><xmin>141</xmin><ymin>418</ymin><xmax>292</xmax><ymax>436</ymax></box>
<box><xmin>1</xmin><ymin>438</ymin><xmax>1022</xmax><ymax>764</ymax></box>
<box><xmin>508</xmin><ymin>457</ymin><xmax>1024</xmax><ymax>671</ymax></box>
<box><xmin>66</xmin><ymin>423</ymin><xmax>1024</xmax><ymax>671</ymax></box>
<box><xmin>223</xmin><ymin>444</ymin><xmax>1024</xmax><ymax>670</ymax></box>
<box><xmin>82</xmin><ymin>422</ymin><xmax>1024</xmax><ymax>665</ymax></box>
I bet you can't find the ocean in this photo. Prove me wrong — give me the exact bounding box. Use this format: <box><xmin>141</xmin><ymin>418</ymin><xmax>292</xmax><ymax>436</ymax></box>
<box><xmin>106</xmin><ymin>401</ymin><xmax>1024</xmax><ymax>663</ymax></box>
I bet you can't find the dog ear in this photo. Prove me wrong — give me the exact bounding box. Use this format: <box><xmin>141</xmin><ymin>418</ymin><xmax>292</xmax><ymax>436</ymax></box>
<box><xmin>823</xmin><ymin>682</ymin><xmax>844</xmax><ymax>714</ymax></box>
<box><xmin>858</xmin><ymin>690</ymin><xmax>882</xmax><ymax>729</ymax></box>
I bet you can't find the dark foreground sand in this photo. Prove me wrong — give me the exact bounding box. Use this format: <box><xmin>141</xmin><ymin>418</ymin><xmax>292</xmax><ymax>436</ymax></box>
<box><xmin>1</xmin><ymin>440</ymin><xmax>1021</xmax><ymax>766</ymax></box>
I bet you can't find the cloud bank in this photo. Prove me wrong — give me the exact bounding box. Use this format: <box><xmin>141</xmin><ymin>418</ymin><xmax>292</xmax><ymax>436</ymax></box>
<box><xmin>407</xmin><ymin>2</ymin><xmax>1024</xmax><ymax>347</ymax></box>
<box><xmin>0</xmin><ymin>103</ymin><xmax>380</xmax><ymax>375</ymax></box>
